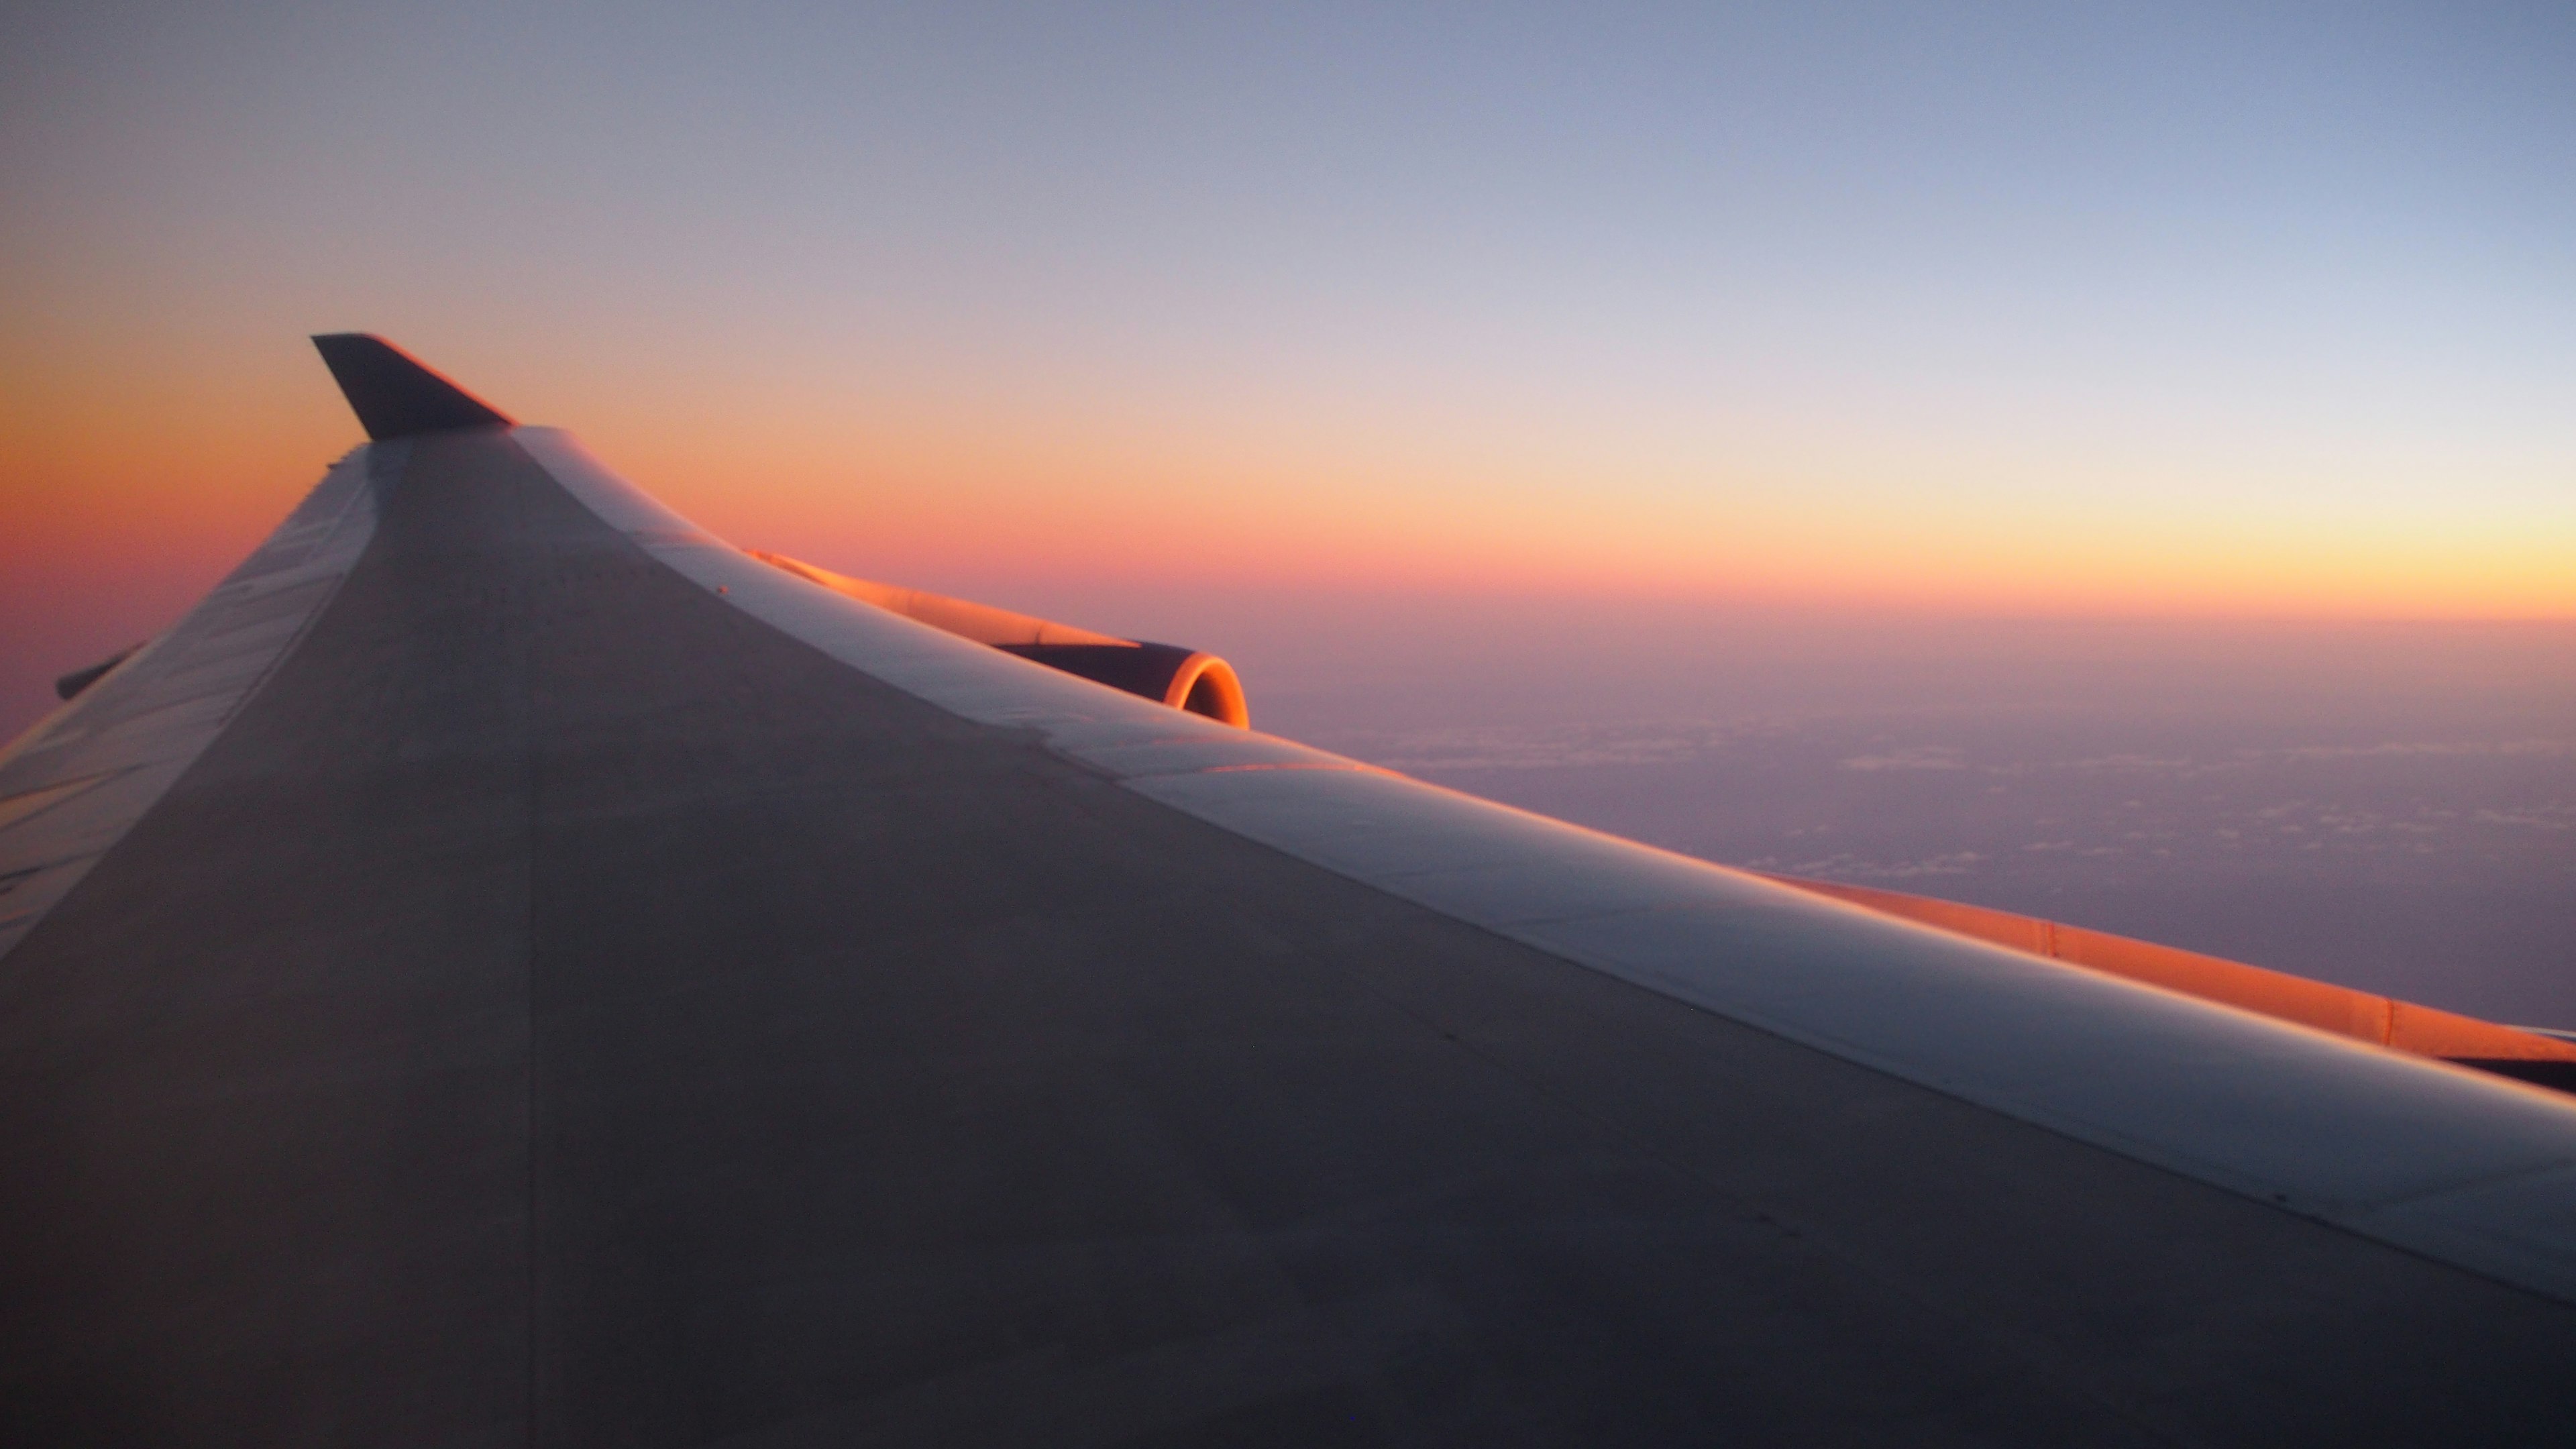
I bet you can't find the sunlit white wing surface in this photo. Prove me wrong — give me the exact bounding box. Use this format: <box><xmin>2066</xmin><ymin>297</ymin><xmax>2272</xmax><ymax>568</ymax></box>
<box><xmin>3</xmin><ymin>336</ymin><xmax>2573</xmax><ymax>1446</ymax></box>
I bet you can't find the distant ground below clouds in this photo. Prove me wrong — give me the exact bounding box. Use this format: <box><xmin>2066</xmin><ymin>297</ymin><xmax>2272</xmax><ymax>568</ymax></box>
<box><xmin>1233</xmin><ymin>615</ymin><xmax>2576</xmax><ymax>1028</ymax></box>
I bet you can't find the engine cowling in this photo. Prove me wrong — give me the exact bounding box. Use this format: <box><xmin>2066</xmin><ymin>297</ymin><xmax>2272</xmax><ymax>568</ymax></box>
<box><xmin>749</xmin><ymin>552</ymin><xmax>1250</xmax><ymax>729</ymax></box>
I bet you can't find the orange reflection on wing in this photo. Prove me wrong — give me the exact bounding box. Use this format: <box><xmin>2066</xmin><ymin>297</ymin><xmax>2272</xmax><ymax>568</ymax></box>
<box><xmin>1768</xmin><ymin>873</ymin><xmax>2576</xmax><ymax>1083</ymax></box>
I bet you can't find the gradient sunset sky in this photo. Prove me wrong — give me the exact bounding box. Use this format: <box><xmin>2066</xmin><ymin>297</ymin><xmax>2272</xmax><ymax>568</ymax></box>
<box><xmin>4</xmin><ymin>2</ymin><xmax>2572</xmax><ymax>730</ymax></box>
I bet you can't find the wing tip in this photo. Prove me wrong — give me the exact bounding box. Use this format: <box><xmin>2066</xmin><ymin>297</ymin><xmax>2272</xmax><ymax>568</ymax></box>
<box><xmin>310</xmin><ymin>333</ymin><xmax>515</xmax><ymax>441</ymax></box>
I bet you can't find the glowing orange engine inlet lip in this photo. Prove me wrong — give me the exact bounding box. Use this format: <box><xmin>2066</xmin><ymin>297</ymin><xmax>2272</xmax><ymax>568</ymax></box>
<box><xmin>1765</xmin><ymin>873</ymin><xmax>2576</xmax><ymax>1080</ymax></box>
<box><xmin>1161</xmin><ymin>651</ymin><xmax>1249</xmax><ymax>730</ymax></box>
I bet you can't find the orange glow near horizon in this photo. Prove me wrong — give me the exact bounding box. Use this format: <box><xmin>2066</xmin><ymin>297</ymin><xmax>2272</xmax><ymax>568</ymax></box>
<box><xmin>3</xmin><ymin>315</ymin><xmax>2572</xmax><ymax>737</ymax></box>
<box><xmin>6</xmin><ymin>340</ymin><xmax>2575</xmax><ymax>653</ymax></box>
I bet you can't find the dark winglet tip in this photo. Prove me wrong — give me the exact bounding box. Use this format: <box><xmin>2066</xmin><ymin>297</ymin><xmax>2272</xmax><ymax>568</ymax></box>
<box><xmin>310</xmin><ymin>333</ymin><xmax>514</xmax><ymax>441</ymax></box>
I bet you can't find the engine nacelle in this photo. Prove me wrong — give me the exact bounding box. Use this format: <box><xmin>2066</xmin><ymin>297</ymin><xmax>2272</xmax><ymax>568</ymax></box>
<box><xmin>749</xmin><ymin>552</ymin><xmax>1250</xmax><ymax>729</ymax></box>
<box><xmin>995</xmin><ymin>642</ymin><xmax>1247</xmax><ymax>727</ymax></box>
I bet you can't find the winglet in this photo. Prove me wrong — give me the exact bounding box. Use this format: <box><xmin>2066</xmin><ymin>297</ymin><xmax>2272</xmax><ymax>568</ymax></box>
<box><xmin>311</xmin><ymin>333</ymin><xmax>514</xmax><ymax>440</ymax></box>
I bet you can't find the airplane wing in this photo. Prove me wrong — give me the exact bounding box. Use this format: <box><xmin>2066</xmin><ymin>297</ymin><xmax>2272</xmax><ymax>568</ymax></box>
<box><xmin>3</xmin><ymin>336</ymin><xmax>2573</xmax><ymax>1444</ymax></box>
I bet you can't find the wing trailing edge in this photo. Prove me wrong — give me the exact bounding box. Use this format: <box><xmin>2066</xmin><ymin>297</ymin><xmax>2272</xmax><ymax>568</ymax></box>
<box><xmin>311</xmin><ymin>333</ymin><xmax>513</xmax><ymax>439</ymax></box>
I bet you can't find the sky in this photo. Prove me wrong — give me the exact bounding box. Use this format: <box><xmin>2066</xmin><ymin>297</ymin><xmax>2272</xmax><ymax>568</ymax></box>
<box><xmin>2</xmin><ymin>3</ymin><xmax>2571</xmax><ymax>1012</ymax></box>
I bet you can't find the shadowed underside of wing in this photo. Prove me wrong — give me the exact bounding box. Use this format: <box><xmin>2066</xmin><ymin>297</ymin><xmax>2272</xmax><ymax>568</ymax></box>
<box><xmin>2</xmin><ymin>339</ymin><xmax>2574</xmax><ymax>1446</ymax></box>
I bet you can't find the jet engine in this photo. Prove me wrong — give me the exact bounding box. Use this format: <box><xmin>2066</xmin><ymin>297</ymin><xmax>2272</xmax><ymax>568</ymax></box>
<box><xmin>748</xmin><ymin>551</ymin><xmax>1249</xmax><ymax>728</ymax></box>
